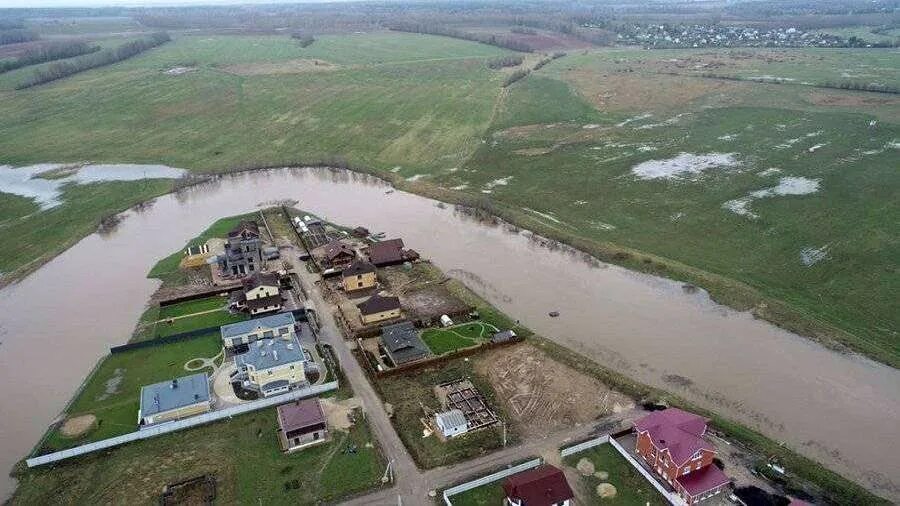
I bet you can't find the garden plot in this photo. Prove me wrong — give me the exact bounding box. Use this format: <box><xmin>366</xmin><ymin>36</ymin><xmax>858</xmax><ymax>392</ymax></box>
<box><xmin>474</xmin><ymin>343</ymin><xmax>634</xmax><ymax>438</ymax></box>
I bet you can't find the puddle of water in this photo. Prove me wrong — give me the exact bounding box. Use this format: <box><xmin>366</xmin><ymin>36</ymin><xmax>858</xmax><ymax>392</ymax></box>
<box><xmin>0</xmin><ymin>163</ymin><xmax>186</xmax><ymax>209</ymax></box>
<box><xmin>0</xmin><ymin>167</ymin><xmax>897</xmax><ymax>500</ymax></box>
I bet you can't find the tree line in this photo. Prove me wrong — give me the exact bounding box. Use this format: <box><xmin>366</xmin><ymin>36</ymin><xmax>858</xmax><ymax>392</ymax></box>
<box><xmin>388</xmin><ymin>21</ymin><xmax>534</xmax><ymax>52</ymax></box>
<box><xmin>0</xmin><ymin>41</ymin><xmax>100</xmax><ymax>74</ymax></box>
<box><xmin>17</xmin><ymin>32</ymin><xmax>170</xmax><ymax>90</ymax></box>
<box><xmin>486</xmin><ymin>55</ymin><xmax>523</xmax><ymax>69</ymax></box>
<box><xmin>697</xmin><ymin>72</ymin><xmax>900</xmax><ymax>95</ymax></box>
<box><xmin>0</xmin><ymin>28</ymin><xmax>39</xmax><ymax>46</ymax></box>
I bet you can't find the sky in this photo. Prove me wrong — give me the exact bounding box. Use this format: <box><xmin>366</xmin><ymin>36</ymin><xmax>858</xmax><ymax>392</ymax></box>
<box><xmin>0</xmin><ymin>0</ymin><xmax>353</xmax><ymax>8</ymax></box>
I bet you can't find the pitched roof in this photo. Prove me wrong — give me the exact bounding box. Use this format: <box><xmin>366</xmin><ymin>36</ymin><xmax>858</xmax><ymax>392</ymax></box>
<box><xmin>235</xmin><ymin>337</ymin><xmax>305</xmax><ymax>370</ymax></box>
<box><xmin>380</xmin><ymin>321</ymin><xmax>429</xmax><ymax>364</ymax></box>
<box><xmin>244</xmin><ymin>294</ymin><xmax>282</xmax><ymax>310</ymax></box>
<box><xmin>367</xmin><ymin>238</ymin><xmax>405</xmax><ymax>266</ymax></box>
<box><xmin>634</xmin><ymin>408</ymin><xmax>713</xmax><ymax>465</ymax></box>
<box><xmin>676</xmin><ymin>464</ymin><xmax>731</xmax><ymax>497</ymax></box>
<box><xmin>221</xmin><ymin>312</ymin><xmax>295</xmax><ymax>338</ymax></box>
<box><xmin>503</xmin><ymin>465</ymin><xmax>574</xmax><ymax>506</ymax></box>
<box><xmin>342</xmin><ymin>259</ymin><xmax>377</xmax><ymax>277</ymax></box>
<box><xmin>277</xmin><ymin>398</ymin><xmax>326</xmax><ymax>433</ymax></box>
<box><xmin>140</xmin><ymin>373</ymin><xmax>210</xmax><ymax>418</ymax></box>
<box><xmin>228</xmin><ymin>220</ymin><xmax>259</xmax><ymax>238</ymax></box>
<box><xmin>243</xmin><ymin>271</ymin><xmax>280</xmax><ymax>290</ymax></box>
<box><xmin>357</xmin><ymin>294</ymin><xmax>400</xmax><ymax>315</ymax></box>
<box><xmin>322</xmin><ymin>239</ymin><xmax>356</xmax><ymax>260</ymax></box>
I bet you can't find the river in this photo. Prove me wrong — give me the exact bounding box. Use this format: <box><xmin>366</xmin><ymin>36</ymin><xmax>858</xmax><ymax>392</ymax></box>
<box><xmin>0</xmin><ymin>167</ymin><xmax>897</xmax><ymax>501</ymax></box>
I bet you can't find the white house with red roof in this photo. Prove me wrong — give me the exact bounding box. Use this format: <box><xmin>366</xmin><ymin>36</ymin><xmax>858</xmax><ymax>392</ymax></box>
<box><xmin>502</xmin><ymin>464</ymin><xmax>574</xmax><ymax>506</ymax></box>
<box><xmin>633</xmin><ymin>408</ymin><xmax>731</xmax><ymax>504</ymax></box>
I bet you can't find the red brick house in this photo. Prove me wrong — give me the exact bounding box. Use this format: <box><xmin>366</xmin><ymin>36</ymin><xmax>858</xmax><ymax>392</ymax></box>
<box><xmin>503</xmin><ymin>464</ymin><xmax>574</xmax><ymax>506</ymax></box>
<box><xmin>634</xmin><ymin>408</ymin><xmax>731</xmax><ymax>504</ymax></box>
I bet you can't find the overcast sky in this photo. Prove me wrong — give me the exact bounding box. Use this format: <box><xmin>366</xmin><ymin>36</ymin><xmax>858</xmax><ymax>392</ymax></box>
<box><xmin>0</xmin><ymin>0</ymin><xmax>351</xmax><ymax>8</ymax></box>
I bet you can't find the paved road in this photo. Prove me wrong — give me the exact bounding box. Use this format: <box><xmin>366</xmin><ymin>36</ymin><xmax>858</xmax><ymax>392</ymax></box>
<box><xmin>293</xmin><ymin>260</ymin><xmax>636</xmax><ymax>505</ymax></box>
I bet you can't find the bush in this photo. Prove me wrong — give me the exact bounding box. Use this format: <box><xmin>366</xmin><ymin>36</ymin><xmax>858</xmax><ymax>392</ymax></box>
<box><xmin>0</xmin><ymin>28</ymin><xmax>38</xmax><ymax>46</ymax></box>
<box><xmin>503</xmin><ymin>69</ymin><xmax>530</xmax><ymax>87</ymax></box>
<box><xmin>291</xmin><ymin>32</ymin><xmax>315</xmax><ymax>47</ymax></box>
<box><xmin>388</xmin><ymin>22</ymin><xmax>534</xmax><ymax>52</ymax></box>
<box><xmin>486</xmin><ymin>55</ymin><xmax>523</xmax><ymax>69</ymax></box>
<box><xmin>0</xmin><ymin>41</ymin><xmax>100</xmax><ymax>74</ymax></box>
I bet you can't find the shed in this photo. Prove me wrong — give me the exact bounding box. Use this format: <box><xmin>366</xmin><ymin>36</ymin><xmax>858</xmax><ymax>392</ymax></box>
<box><xmin>435</xmin><ymin>409</ymin><xmax>468</xmax><ymax>438</ymax></box>
<box><xmin>139</xmin><ymin>373</ymin><xmax>211</xmax><ymax>426</ymax></box>
<box><xmin>491</xmin><ymin>329</ymin><xmax>517</xmax><ymax>343</ymax></box>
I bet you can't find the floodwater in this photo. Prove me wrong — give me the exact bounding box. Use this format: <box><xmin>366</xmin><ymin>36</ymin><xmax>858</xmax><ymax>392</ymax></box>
<box><xmin>0</xmin><ymin>167</ymin><xmax>897</xmax><ymax>500</ymax></box>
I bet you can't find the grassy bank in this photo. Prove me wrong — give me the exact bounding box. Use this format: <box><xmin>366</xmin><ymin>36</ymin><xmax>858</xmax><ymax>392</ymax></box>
<box><xmin>14</xmin><ymin>407</ymin><xmax>386</xmax><ymax>505</ymax></box>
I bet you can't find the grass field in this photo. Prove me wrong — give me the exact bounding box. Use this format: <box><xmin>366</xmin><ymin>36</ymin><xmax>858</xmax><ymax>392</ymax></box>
<box><xmin>15</xmin><ymin>407</ymin><xmax>385</xmax><ymax>505</ymax></box>
<box><xmin>449</xmin><ymin>482</ymin><xmax>506</xmax><ymax>505</ymax></box>
<box><xmin>564</xmin><ymin>444</ymin><xmax>667</xmax><ymax>505</ymax></box>
<box><xmin>38</xmin><ymin>332</ymin><xmax>221</xmax><ymax>452</ymax></box>
<box><xmin>420</xmin><ymin>321</ymin><xmax>496</xmax><ymax>354</ymax></box>
<box><xmin>0</xmin><ymin>33</ymin><xmax>898</xmax><ymax>366</ymax></box>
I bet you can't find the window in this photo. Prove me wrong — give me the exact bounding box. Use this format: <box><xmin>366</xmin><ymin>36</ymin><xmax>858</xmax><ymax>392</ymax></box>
<box><xmin>357</xmin><ymin>282</ymin><xmax>363</xmax><ymax>288</ymax></box>
<box><xmin>279</xmin><ymin>327</ymin><xmax>288</xmax><ymax>335</ymax></box>
<box><xmin>263</xmin><ymin>331</ymin><xmax>274</xmax><ymax>338</ymax></box>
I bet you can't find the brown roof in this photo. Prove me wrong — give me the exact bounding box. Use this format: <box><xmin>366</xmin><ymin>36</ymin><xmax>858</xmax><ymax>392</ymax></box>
<box><xmin>244</xmin><ymin>294</ymin><xmax>282</xmax><ymax>310</ymax></box>
<box><xmin>342</xmin><ymin>259</ymin><xmax>376</xmax><ymax>277</ymax></box>
<box><xmin>357</xmin><ymin>294</ymin><xmax>400</xmax><ymax>315</ymax></box>
<box><xmin>242</xmin><ymin>271</ymin><xmax>280</xmax><ymax>290</ymax></box>
<box><xmin>503</xmin><ymin>465</ymin><xmax>574</xmax><ymax>506</ymax></box>
<box><xmin>322</xmin><ymin>239</ymin><xmax>356</xmax><ymax>261</ymax></box>
<box><xmin>228</xmin><ymin>220</ymin><xmax>259</xmax><ymax>238</ymax></box>
<box><xmin>367</xmin><ymin>238</ymin><xmax>405</xmax><ymax>266</ymax></box>
<box><xmin>277</xmin><ymin>398</ymin><xmax>326</xmax><ymax>433</ymax></box>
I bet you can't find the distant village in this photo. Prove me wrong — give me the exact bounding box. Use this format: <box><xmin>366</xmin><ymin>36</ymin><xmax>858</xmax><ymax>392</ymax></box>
<box><xmin>609</xmin><ymin>23</ymin><xmax>885</xmax><ymax>48</ymax></box>
<box><xmin>29</xmin><ymin>206</ymin><xmax>805</xmax><ymax>506</ymax></box>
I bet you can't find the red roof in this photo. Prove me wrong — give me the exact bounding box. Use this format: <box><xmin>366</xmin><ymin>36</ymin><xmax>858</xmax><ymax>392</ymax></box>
<box><xmin>277</xmin><ymin>398</ymin><xmax>326</xmax><ymax>433</ymax></box>
<box><xmin>676</xmin><ymin>464</ymin><xmax>731</xmax><ymax>497</ymax></box>
<box><xmin>634</xmin><ymin>408</ymin><xmax>714</xmax><ymax>465</ymax></box>
<box><xmin>503</xmin><ymin>465</ymin><xmax>574</xmax><ymax>506</ymax></box>
<box><xmin>367</xmin><ymin>238</ymin><xmax>405</xmax><ymax>266</ymax></box>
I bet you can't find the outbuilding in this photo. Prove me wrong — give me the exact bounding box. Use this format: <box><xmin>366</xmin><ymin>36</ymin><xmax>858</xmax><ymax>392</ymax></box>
<box><xmin>434</xmin><ymin>409</ymin><xmax>468</xmax><ymax>438</ymax></box>
<box><xmin>276</xmin><ymin>397</ymin><xmax>328</xmax><ymax>452</ymax></box>
<box><xmin>138</xmin><ymin>373</ymin><xmax>211</xmax><ymax>426</ymax></box>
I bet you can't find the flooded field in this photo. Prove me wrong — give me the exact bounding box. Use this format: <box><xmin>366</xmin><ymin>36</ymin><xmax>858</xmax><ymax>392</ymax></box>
<box><xmin>0</xmin><ymin>167</ymin><xmax>897</xmax><ymax>500</ymax></box>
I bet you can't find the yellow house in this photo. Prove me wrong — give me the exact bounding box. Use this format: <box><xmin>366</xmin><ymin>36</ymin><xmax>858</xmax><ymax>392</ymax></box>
<box><xmin>235</xmin><ymin>337</ymin><xmax>308</xmax><ymax>397</ymax></box>
<box><xmin>341</xmin><ymin>260</ymin><xmax>377</xmax><ymax>292</ymax></box>
<box><xmin>357</xmin><ymin>294</ymin><xmax>401</xmax><ymax>325</ymax></box>
<box><xmin>237</xmin><ymin>271</ymin><xmax>282</xmax><ymax>315</ymax></box>
<box><xmin>138</xmin><ymin>373</ymin><xmax>211</xmax><ymax>426</ymax></box>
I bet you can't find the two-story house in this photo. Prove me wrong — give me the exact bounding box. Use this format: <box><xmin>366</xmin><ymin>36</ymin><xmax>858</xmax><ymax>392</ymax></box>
<box><xmin>341</xmin><ymin>259</ymin><xmax>377</xmax><ymax>292</ymax></box>
<box><xmin>234</xmin><ymin>336</ymin><xmax>308</xmax><ymax>397</ymax></box>
<box><xmin>634</xmin><ymin>408</ymin><xmax>731</xmax><ymax>504</ymax></box>
<box><xmin>220</xmin><ymin>220</ymin><xmax>263</xmax><ymax>277</ymax></box>
<box><xmin>502</xmin><ymin>464</ymin><xmax>574</xmax><ymax>506</ymax></box>
<box><xmin>234</xmin><ymin>271</ymin><xmax>282</xmax><ymax>315</ymax></box>
<box><xmin>220</xmin><ymin>312</ymin><xmax>296</xmax><ymax>349</ymax></box>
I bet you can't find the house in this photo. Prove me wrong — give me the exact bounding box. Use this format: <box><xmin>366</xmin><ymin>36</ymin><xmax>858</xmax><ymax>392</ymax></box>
<box><xmin>234</xmin><ymin>271</ymin><xmax>282</xmax><ymax>315</ymax></box>
<box><xmin>366</xmin><ymin>238</ymin><xmax>405</xmax><ymax>266</ymax></box>
<box><xmin>320</xmin><ymin>239</ymin><xmax>356</xmax><ymax>268</ymax></box>
<box><xmin>352</xmin><ymin>226</ymin><xmax>370</xmax><ymax>238</ymax></box>
<box><xmin>341</xmin><ymin>259</ymin><xmax>377</xmax><ymax>292</ymax></box>
<box><xmin>138</xmin><ymin>373</ymin><xmax>211</xmax><ymax>426</ymax></box>
<box><xmin>220</xmin><ymin>312</ymin><xmax>295</xmax><ymax>349</ymax></box>
<box><xmin>234</xmin><ymin>336</ymin><xmax>308</xmax><ymax>397</ymax></box>
<box><xmin>219</xmin><ymin>220</ymin><xmax>263</xmax><ymax>277</ymax></box>
<box><xmin>276</xmin><ymin>397</ymin><xmax>328</xmax><ymax>452</ymax></box>
<box><xmin>503</xmin><ymin>465</ymin><xmax>574</xmax><ymax>506</ymax></box>
<box><xmin>356</xmin><ymin>294</ymin><xmax>401</xmax><ymax>325</ymax></box>
<box><xmin>380</xmin><ymin>321</ymin><xmax>430</xmax><ymax>366</ymax></box>
<box><xmin>434</xmin><ymin>409</ymin><xmax>468</xmax><ymax>438</ymax></box>
<box><xmin>634</xmin><ymin>408</ymin><xmax>731</xmax><ymax>504</ymax></box>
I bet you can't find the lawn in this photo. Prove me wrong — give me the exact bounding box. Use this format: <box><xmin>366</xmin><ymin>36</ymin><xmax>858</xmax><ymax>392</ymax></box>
<box><xmin>563</xmin><ymin>444</ymin><xmax>667</xmax><ymax>506</ymax></box>
<box><xmin>449</xmin><ymin>482</ymin><xmax>506</xmax><ymax>506</ymax></box>
<box><xmin>373</xmin><ymin>357</ymin><xmax>517</xmax><ymax>469</ymax></box>
<box><xmin>14</xmin><ymin>407</ymin><xmax>386</xmax><ymax>505</ymax></box>
<box><xmin>157</xmin><ymin>295</ymin><xmax>230</xmax><ymax>319</ymax></box>
<box><xmin>37</xmin><ymin>332</ymin><xmax>222</xmax><ymax>452</ymax></box>
<box><xmin>154</xmin><ymin>309</ymin><xmax>246</xmax><ymax>338</ymax></box>
<box><xmin>421</xmin><ymin>321</ymin><xmax>497</xmax><ymax>355</ymax></box>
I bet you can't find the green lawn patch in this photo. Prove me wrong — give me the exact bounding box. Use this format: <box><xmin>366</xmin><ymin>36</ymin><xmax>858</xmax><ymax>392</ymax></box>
<box><xmin>564</xmin><ymin>444</ymin><xmax>667</xmax><ymax>505</ymax></box>
<box><xmin>38</xmin><ymin>332</ymin><xmax>222</xmax><ymax>452</ymax></box>
<box><xmin>421</xmin><ymin>321</ymin><xmax>496</xmax><ymax>355</ymax></box>
<box><xmin>15</xmin><ymin>408</ymin><xmax>386</xmax><ymax>505</ymax></box>
<box><xmin>158</xmin><ymin>295</ymin><xmax>230</xmax><ymax>319</ymax></box>
<box><xmin>154</xmin><ymin>310</ymin><xmax>246</xmax><ymax>338</ymax></box>
<box><xmin>449</xmin><ymin>482</ymin><xmax>506</xmax><ymax>506</ymax></box>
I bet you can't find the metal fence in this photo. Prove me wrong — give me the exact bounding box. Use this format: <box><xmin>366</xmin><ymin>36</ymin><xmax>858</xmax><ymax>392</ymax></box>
<box><xmin>559</xmin><ymin>434</ymin><xmax>609</xmax><ymax>457</ymax></box>
<box><xmin>608</xmin><ymin>437</ymin><xmax>683</xmax><ymax>506</ymax></box>
<box><xmin>442</xmin><ymin>458</ymin><xmax>542</xmax><ymax>506</ymax></box>
<box><xmin>26</xmin><ymin>381</ymin><xmax>339</xmax><ymax>468</ymax></box>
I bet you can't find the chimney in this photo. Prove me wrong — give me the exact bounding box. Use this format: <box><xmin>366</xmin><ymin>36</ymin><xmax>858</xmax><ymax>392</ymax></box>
<box><xmin>171</xmin><ymin>378</ymin><xmax>178</xmax><ymax>388</ymax></box>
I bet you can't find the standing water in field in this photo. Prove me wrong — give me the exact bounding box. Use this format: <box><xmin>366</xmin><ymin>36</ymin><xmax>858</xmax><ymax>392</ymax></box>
<box><xmin>0</xmin><ymin>167</ymin><xmax>897</xmax><ymax>500</ymax></box>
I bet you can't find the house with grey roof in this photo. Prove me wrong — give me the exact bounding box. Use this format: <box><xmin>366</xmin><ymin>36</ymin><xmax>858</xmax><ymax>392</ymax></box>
<box><xmin>220</xmin><ymin>311</ymin><xmax>295</xmax><ymax>348</ymax></box>
<box><xmin>380</xmin><ymin>321</ymin><xmax>430</xmax><ymax>366</ymax></box>
<box><xmin>218</xmin><ymin>220</ymin><xmax>263</xmax><ymax>277</ymax></box>
<box><xmin>138</xmin><ymin>373</ymin><xmax>211</xmax><ymax>426</ymax></box>
<box><xmin>234</xmin><ymin>336</ymin><xmax>308</xmax><ymax>397</ymax></box>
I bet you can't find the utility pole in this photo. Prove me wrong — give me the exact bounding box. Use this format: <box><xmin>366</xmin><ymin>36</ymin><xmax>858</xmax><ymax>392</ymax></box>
<box><xmin>502</xmin><ymin>421</ymin><xmax>507</xmax><ymax>448</ymax></box>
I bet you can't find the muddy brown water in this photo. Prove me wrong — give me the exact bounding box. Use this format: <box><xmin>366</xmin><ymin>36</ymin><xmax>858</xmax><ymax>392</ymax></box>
<box><xmin>0</xmin><ymin>167</ymin><xmax>897</xmax><ymax>500</ymax></box>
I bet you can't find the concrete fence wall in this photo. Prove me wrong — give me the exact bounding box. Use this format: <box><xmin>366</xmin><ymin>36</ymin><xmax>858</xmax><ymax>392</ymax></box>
<box><xmin>443</xmin><ymin>458</ymin><xmax>542</xmax><ymax>506</ymax></box>
<box><xmin>27</xmin><ymin>381</ymin><xmax>339</xmax><ymax>468</ymax></box>
<box><xmin>559</xmin><ymin>434</ymin><xmax>609</xmax><ymax>457</ymax></box>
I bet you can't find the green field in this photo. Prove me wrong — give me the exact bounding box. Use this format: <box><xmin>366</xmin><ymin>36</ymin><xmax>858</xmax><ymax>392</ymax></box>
<box><xmin>0</xmin><ymin>32</ymin><xmax>898</xmax><ymax>368</ymax></box>
<box><xmin>38</xmin><ymin>332</ymin><xmax>221</xmax><ymax>452</ymax></box>
<box><xmin>420</xmin><ymin>321</ymin><xmax>496</xmax><ymax>354</ymax></box>
<box><xmin>15</xmin><ymin>407</ymin><xmax>385</xmax><ymax>505</ymax></box>
<box><xmin>449</xmin><ymin>482</ymin><xmax>506</xmax><ymax>505</ymax></box>
<box><xmin>563</xmin><ymin>444</ymin><xmax>667</xmax><ymax>505</ymax></box>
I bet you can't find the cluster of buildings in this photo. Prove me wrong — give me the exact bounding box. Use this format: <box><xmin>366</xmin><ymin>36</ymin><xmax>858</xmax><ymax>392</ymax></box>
<box><xmin>614</xmin><ymin>24</ymin><xmax>858</xmax><ymax>48</ymax></box>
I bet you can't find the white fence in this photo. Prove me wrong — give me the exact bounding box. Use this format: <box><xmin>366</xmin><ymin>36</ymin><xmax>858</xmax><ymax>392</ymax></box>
<box><xmin>608</xmin><ymin>437</ymin><xmax>684</xmax><ymax>506</ymax></box>
<box><xmin>443</xmin><ymin>458</ymin><xmax>543</xmax><ymax>506</ymax></box>
<box><xmin>27</xmin><ymin>381</ymin><xmax>339</xmax><ymax>468</ymax></box>
<box><xmin>559</xmin><ymin>434</ymin><xmax>609</xmax><ymax>457</ymax></box>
